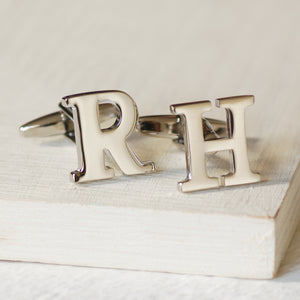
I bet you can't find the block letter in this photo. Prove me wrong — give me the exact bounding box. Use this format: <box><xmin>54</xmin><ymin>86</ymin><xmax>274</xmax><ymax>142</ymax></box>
<box><xmin>171</xmin><ymin>96</ymin><xmax>260</xmax><ymax>192</ymax></box>
<box><xmin>62</xmin><ymin>91</ymin><xmax>155</xmax><ymax>183</ymax></box>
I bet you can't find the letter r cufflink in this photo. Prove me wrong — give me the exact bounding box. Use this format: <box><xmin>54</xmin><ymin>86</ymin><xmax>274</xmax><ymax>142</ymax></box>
<box><xmin>20</xmin><ymin>90</ymin><xmax>260</xmax><ymax>191</ymax></box>
<box><xmin>21</xmin><ymin>90</ymin><xmax>156</xmax><ymax>183</ymax></box>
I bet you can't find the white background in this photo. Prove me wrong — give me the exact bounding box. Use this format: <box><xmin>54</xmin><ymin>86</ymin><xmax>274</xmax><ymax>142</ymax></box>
<box><xmin>1</xmin><ymin>0</ymin><xmax>299</xmax><ymax>299</ymax></box>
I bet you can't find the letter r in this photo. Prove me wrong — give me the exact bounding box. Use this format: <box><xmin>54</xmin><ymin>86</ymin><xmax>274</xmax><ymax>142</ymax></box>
<box><xmin>62</xmin><ymin>91</ymin><xmax>155</xmax><ymax>183</ymax></box>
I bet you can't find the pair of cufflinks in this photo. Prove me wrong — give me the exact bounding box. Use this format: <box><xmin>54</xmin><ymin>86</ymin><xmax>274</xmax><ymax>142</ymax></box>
<box><xmin>20</xmin><ymin>90</ymin><xmax>260</xmax><ymax>192</ymax></box>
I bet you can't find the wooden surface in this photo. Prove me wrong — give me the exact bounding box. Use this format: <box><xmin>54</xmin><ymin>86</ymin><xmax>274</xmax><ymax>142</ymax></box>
<box><xmin>0</xmin><ymin>0</ymin><xmax>300</xmax><ymax>296</ymax></box>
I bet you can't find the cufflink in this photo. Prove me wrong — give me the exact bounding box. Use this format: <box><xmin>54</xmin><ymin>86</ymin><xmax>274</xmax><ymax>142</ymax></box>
<box><xmin>20</xmin><ymin>90</ymin><xmax>260</xmax><ymax>192</ymax></box>
<box><xmin>139</xmin><ymin>95</ymin><xmax>261</xmax><ymax>192</ymax></box>
<box><xmin>20</xmin><ymin>90</ymin><xmax>156</xmax><ymax>183</ymax></box>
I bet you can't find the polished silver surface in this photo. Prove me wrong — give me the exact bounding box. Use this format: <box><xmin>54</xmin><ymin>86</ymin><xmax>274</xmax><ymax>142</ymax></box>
<box><xmin>20</xmin><ymin>107</ymin><xmax>228</xmax><ymax>144</ymax></box>
<box><xmin>60</xmin><ymin>90</ymin><xmax>155</xmax><ymax>183</ymax></box>
<box><xmin>19</xmin><ymin>111</ymin><xmax>74</xmax><ymax>139</ymax></box>
<box><xmin>170</xmin><ymin>96</ymin><xmax>261</xmax><ymax>192</ymax></box>
<box><xmin>20</xmin><ymin>103</ymin><xmax>121</xmax><ymax>142</ymax></box>
<box><xmin>137</xmin><ymin>115</ymin><xmax>228</xmax><ymax>144</ymax></box>
<box><xmin>19</xmin><ymin>92</ymin><xmax>258</xmax><ymax>190</ymax></box>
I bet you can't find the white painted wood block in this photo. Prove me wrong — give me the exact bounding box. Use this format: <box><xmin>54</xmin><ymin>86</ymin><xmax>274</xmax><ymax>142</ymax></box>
<box><xmin>0</xmin><ymin>0</ymin><xmax>299</xmax><ymax>280</ymax></box>
<box><xmin>0</xmin><ymin>92</ymin><xmax>299</xmax><ymax>279</ymax></box>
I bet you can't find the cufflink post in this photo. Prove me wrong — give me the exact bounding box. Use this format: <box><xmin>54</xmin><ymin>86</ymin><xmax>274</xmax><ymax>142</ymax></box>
<box><xmin>20</xmin><ymin>106</ymin><xmax>228</xmax><ymax>144</ymax></box>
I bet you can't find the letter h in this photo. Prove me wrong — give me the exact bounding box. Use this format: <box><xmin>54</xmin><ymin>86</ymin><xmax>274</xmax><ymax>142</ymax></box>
<box><xmin>171</xmin><ymin>95</ymin><xmax>260</xmax><ymax>192</ymax></box>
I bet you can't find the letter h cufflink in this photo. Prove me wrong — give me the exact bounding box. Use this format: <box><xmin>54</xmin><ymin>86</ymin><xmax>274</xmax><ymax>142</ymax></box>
<box><xmin>170</xmin><ymin>95</ymin><xmax>260</xmax><ymax>192</ymax></box>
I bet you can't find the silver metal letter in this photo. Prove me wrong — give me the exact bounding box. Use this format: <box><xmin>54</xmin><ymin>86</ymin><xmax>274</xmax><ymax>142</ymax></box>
<box><xmin>62</xmin><ymin>91</ymin><xmax>155</xmax><ymax>183</ymax></box>
<box><xmin>171</xmin><ymin>95</ymin><xmax>260</xmax><ymax>192</ymax></box>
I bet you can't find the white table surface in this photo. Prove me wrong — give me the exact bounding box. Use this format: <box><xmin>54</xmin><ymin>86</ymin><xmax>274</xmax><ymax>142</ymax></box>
<box><xmin>1</xmin><ymin>0</ymin><xmax>299</xmax><ymax>298</ymax></box>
